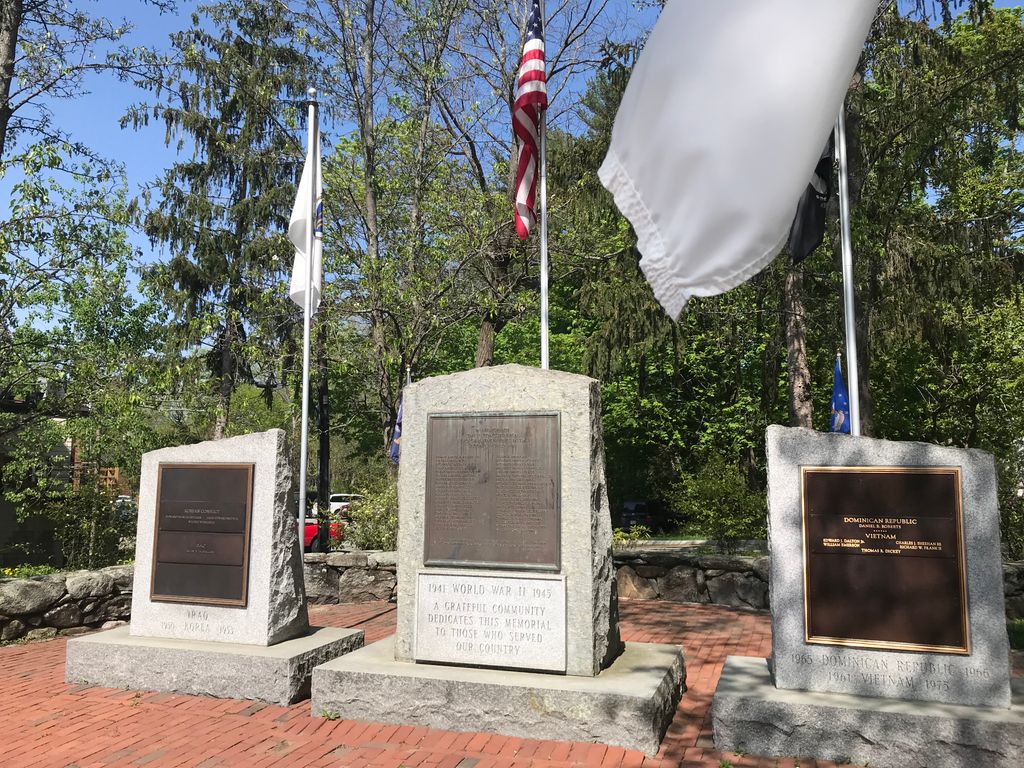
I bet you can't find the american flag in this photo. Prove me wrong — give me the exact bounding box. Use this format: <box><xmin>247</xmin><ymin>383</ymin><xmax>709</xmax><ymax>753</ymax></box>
<box><xmin>513</xmin><ymin>0</ymin><xmax>548</xmax><ymax>240</ymax></box>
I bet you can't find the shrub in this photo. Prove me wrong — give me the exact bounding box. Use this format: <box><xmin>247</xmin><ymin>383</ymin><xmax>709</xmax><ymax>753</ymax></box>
<box><xmin>345</xmin><ymin>477</ymin><xmax>398</xmax><ymax>551</ymax></box>
<box><xmin>667</xmin><ymin>455</ymin><xmax>767</xmax><ymax>552</ymax></box>
<box><xmin>612</xmin><ymin>524</ymin><xmax>652</xmax><ymax>545</ymax></box>
<box><xmin>1009</xmin><ymin>619</ymin><xmax>1024</xmax><ymax>651</ymax></box>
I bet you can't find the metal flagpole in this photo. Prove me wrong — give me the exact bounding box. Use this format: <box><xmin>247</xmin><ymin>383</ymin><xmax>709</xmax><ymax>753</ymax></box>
<box><xmin>538</xmin><ymin>0</ymin><xmax>549</xmax><ymax>371</ymax></box>
<box><xmin>835</xmin><ymin>107</ymin><xmax>861</xmax><ymax>436</ymax></box>
<box><xmin>298</xmin><ymin>87</ymin><xmax>318</xmax><ymax>552</ymax></box>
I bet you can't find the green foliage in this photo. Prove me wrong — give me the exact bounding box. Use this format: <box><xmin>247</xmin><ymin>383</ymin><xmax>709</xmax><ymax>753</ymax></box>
<box><xmin>346</xmin><ymin>477</ymin><xmax>399</xmax><ymax>551</ymax></box>
<box><xmin>612</xmin><ymin>525</ymin><xmax>652</xmax><ymax>545</ymax></box>
<box><xmin>1008</xmin><ymin>619</ymin><xmax>1024</xmax><ymax>651</ymax></box>
<box><xmin>667</xmin><ymin>456</ymin><xmax>767</xmax><ymax>551</ymax></box>
<box><xmin>0</xmin><ymin>564</ymin><xmax>60</xmax><ymax>579</ymax></box>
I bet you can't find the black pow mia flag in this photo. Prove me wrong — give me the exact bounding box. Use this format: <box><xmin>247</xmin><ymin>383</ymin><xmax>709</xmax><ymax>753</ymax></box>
<box><xmin>788</xmin><ymin>131</ymin><xmax>835</xmax><ymax>265</ymax></box>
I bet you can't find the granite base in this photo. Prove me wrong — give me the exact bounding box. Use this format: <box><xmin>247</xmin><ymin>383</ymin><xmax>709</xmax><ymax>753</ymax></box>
<box><xmin>311</xmin><ymin>637</ymin><xmax>685</xmax><ymax>754</ymax></box>
<box><xmin>713</xmin><ymin>656</ymin><xmax>1024</xmax><ymax>768</ymax></box>
<box><xmin>66</xmin><ymin>624</ymin><xmax>364</xmax><ymax>705</ymax></box>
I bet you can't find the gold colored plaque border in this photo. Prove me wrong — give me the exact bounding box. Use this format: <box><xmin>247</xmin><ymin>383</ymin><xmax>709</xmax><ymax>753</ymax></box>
<box><xmin>150</xmin><ymin>462</ymin><xmax>255</xmax><ymax>608</ymax></box>
<box><xmin>800</xmin><ymin>465</ymin><xmax>970</xmax><ymax>655</ymax></box>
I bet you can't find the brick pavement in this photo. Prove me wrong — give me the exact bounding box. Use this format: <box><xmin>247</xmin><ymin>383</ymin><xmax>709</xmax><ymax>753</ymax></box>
<box><xmin>0</xmin><ymin>599</ymin><xmax>1017</xmax><ymax>768</ymax></box>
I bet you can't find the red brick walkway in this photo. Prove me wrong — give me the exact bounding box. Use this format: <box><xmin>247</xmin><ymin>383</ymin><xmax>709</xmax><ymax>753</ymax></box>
<box><xmin>0</xmin><ymin>599</ymin><xmax>1006</xmax><ymax>768</ymax></box>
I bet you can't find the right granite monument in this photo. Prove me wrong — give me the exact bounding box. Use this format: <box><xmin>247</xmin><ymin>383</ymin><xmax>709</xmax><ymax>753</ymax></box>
<box><xmin>713</xmin><ymin>425</ymin><xmax>1023</xmax><ymax>767</ymax></box>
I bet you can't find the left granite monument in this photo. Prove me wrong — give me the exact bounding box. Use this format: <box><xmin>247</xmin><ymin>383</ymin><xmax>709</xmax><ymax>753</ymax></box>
<box><xmin>66</xmin><ymin>429</ymin><xmax>364</xmax><ymax>703</ymax></box>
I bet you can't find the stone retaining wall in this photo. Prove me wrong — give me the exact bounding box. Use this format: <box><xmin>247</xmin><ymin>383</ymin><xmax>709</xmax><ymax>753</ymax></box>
<box><xmin>0</xmin><ymin>566</ymin><xmax>133</xmax><ymax>642</ymax></box>
<box><xmin>3</xmin><ymin>553</ymin><xmax>1021</xmax><ymax>642</ymax></box>
<box><xmin>303</xmin><ymin>551</ymin><xmax>398</xmax><ymax>604</ymax></box>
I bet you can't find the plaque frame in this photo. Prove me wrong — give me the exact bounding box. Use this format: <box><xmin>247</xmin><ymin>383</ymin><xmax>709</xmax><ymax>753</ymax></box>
<box><xmin>150</xmin><ymin>462</ymin><xmax>255</xmax><ymax>607</ymax></box>
<box><xmin>800</xmin><ymin>465</ymin><xmax>970</xmax><ymax>655</ymax></box>
<box><xmin>424</xmin><ymin>411</ymin><xmax>561</xmax><ymax>572</ymax></box>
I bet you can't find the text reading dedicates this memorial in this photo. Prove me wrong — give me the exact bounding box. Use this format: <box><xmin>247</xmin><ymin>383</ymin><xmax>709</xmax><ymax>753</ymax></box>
<box><xmin>801</xmin><ymin>467</ymin><xmax>968</xmax><ymax>653</ymax></box>
<box><xmin>151</xmin><ymin>464</ymin><xmax>254</xmax><ymax>606</ymax></box>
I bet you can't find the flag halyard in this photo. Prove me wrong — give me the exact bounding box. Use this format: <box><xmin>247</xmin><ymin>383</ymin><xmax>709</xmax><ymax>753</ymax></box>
<box><xmin>513</xmin><ymin>0</ymin><xmax>548</xmax><ymax>240</ymax></box>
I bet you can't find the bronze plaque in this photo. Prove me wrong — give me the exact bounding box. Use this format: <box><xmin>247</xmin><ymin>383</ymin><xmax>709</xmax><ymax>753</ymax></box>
<box><xmin>802</xmin><ymin>466</ymin><xmax>969</xmax><ymax>654</ymax></box>
<box><xmin>424</xmin><ymin>413</ymin><xmax>560</xmax><ymax>570</ymax></box>
<box><xmin>150</xmin><ymin>463</ymin><xmax>254</xmax><ymax>606</ymax></box>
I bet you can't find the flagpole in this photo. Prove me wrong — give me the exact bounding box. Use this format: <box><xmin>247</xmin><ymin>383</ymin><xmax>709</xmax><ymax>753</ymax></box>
<box><xmin>298</xmin><ymin>86</ymin><xmax>318</xmax><ymax>552</ymax></box>
<box><xmin>538</xmin><ymin>0</ymin><xmax>549</xmax><ymax>371</ymax></box>
<box><xmin>835</xmin><ymin>107</ymin><xmax>861</xmax><ymax>436</ymax></box>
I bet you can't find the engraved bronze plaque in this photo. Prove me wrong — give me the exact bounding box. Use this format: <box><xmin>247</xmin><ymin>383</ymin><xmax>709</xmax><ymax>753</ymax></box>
<box><xmin>150</xmin><ymin>463</ymin><xmax>254</xmax><ymax>606</ymax></box>
<box><xmin>424</xmin><ymin>413</ymin><xmax>560</xmax><ymax>570</ymax></box>
<box><xmin>801</xmin><ymin>466</ymin><xmax>969</xmax><ymax>654</ymax></box>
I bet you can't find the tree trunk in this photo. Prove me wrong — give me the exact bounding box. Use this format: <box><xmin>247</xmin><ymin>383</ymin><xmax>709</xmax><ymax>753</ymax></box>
<box><xmin>475</xmin><ymin>316</ymin><xmax>505</xmax><ymax>367</ymax></box>
<box><xmin>0</xmin><ymin>0</ymin><xmax>23</xmax><ymax>160</ymax></box>
<box><xmin>784</xmin><ymin>267</ymin><xmax>813</xmax><ymax>428</ymax></box>
<box><xmin>213</xmin><ymin>320</ymin><xmax>234</xmax><ymax>440</ymax></box>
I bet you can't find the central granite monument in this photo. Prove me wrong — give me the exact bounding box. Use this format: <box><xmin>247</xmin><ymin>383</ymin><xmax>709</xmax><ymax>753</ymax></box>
<box><xmin>312</xmin><ymin>365</ymin><xmax>686</xmax><ymax>753</ymax></box>
<box><xmin>66</xmin><ymin>429</ymin><xmax>364</xmax><ymax>704</ymax></box>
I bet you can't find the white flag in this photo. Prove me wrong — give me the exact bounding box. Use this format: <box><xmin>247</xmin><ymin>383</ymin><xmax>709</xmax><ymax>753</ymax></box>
<box><xmin>288</xmin><ymin>141</ymin><xmax>323</xmax><ymax>314</ymax></box>
<box><xmin>599</xmin><ymin>0</ymin><xmax>878</xmax><ymax>319</ymax></box>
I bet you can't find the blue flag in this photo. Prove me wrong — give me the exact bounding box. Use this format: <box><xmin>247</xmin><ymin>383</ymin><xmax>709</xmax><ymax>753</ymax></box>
<box><xmin>389</xmin><ymin>400</ymin><xmax>403</xmax><ymax>463</ymax></box>
<box><xmin>830</xmin><ymin>356</ymin><xmax>850</xmax><ymax>434</ymax></box>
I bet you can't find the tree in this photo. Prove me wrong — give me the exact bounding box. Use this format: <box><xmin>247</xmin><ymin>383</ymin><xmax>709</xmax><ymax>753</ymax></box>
<box><xmin>125</xmin><ymin>0</ymin><xmax>311</xmax><ymax>439</ymax></box>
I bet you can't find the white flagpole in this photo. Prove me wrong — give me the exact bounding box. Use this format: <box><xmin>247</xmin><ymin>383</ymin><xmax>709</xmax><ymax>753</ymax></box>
<box><xmin>298</xmin><ymin>86</ymin><xmax>318</xmax><ymax>552</ymax></box>
<box><xmin>835</xmin><ymin>107</ymin><xmax>861</xmax><ymax>436</ymax></box>
<box><xmin>538</xmin><ymin>0</ymin><xmax>549</xmax><ymax>371</ymax></box>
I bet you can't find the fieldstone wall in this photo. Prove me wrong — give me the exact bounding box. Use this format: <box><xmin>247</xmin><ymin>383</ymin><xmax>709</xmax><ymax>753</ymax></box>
<box><xmin>0</xmin><ymin>566</ymin><xmax>133</xmax><ymax>642</ymax></box>
<box><xmin>614</xmin><ymin>551</ymin><xmax>771</xmax><ymax>611</ymax></box>
<box><xmin>303</xmin><ymin>551</ymin><xmax>398</xmax><ymax>604</ymax></box>
<box><xmin>3</xmin><ymin>553</ymin><xmax>1020</xmax><ymax>643</ymax></box>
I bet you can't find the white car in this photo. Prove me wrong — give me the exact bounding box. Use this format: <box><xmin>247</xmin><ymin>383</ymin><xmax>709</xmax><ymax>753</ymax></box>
<box><xmin>328</xmin><ymin>493</ymin><xmax>363</xmax><ymax>520</ymax></box>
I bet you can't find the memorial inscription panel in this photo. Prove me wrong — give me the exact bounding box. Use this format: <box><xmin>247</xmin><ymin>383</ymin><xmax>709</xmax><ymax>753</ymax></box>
<box><xmin>415</xmin><ymin>571</ymin><xmax>567</xmax><ymax>672</ymax></box>
<box><xmin>424</xmin><ymin>413</ymin><xmax>560</xmax><ymax>570</ymax></box>
<box><xmin>801</xmin><ymin>466</ymin><xmax>968</xmax><ymax>654</ymax></box>
<box><xmin>150</xmin><ymin>463</ymin><xmax>254</xmax><ymax>606</ymax></box>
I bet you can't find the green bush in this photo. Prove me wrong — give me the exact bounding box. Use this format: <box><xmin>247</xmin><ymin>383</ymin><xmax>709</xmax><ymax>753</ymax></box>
<box><xmin>612</xmin><ymin>524</ymin><xmax>652</xmax><ymax>545</ymax></box>
<box><xmin>667</xmin><ymin>455</ymin><xmax>767</xmax><ymax>552</ymax></box>
<box><xmin>345</xmin><ymin>477</ymin><xmax>398</xmax><ymax>551</ymax></box>
<box><xmin>1</xmin><ymin>564</ymin><xmax>60</xmax><ymax>578</ymax></box>
<box><xmin>1009</xmin><ymin>619</ymin><xmax>1024</xmax><ymax>651</ymax></box>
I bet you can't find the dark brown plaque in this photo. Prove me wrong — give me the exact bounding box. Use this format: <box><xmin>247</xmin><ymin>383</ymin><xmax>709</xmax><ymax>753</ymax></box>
<box><xmin>150</xmin><ymin>463</ymin><xmax>254</xmax><ymax>606</ymax></box>
<box><xmin>801</xmin><ymin>466</ymin><xmax>969</xmax><ymax>654</ymax></box>
<box><xmin>424</xmin><ymin>413</ymin><xmax>560</xmax><ymax>570</ymax></box>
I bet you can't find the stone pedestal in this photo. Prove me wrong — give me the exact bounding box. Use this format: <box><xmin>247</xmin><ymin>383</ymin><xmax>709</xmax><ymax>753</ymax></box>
<box><xmin>66</xmin><ymin>625</ymin><xmax>363</xmax><ymax>705</ymax></box>
<box><xmin>714</xmin><ymin>656</ymin><xmax>1024</xmax><ymax>768</ymax></box>
<box><xmin>313</xmin><ymin>637</ymin><xmax>684</xmax><ymax>755</ymax></box>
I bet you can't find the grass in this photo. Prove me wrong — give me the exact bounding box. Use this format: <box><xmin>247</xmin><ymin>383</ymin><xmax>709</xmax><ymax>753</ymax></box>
<box><xmin>1009</xmin><ymin>619</ymin><xmax>1024</xmax><ymax>650</ymax></box>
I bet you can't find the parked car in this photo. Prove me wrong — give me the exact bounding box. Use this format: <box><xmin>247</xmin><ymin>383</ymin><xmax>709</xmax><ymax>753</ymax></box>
<box><xmin>618</xmin><ymin>499</ymin><xmax>669</xmax><ymax>532</ymax></box>
<box><xmin>297</xmin><ymin>493</ymin><xmax>365</xmax><ymax>552</ymax></box>
<box><xmin>328</xmin><ymin>493</ymin><xmax>363</xmax><ymax>520</ymax></box>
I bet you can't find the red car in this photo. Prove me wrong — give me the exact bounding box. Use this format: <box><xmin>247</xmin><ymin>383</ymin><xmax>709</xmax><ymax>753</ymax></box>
<box><xmin>302</xmin><ymin>513</ymin><xmax>345</xmax><ymax>552</ymax></box>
